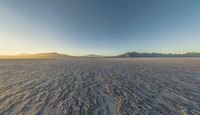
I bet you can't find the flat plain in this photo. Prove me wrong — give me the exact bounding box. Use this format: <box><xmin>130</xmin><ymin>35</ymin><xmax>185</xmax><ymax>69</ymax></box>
<box><xmin>0</xmin><ymin>58</ymin><xmax>200</xmax><ymax>115</ymax></box>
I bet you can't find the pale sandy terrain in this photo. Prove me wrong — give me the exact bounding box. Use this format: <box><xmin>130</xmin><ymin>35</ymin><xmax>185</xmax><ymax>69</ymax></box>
<box><xmin>0</xmin><ymin>58</ymin><xmax>200</xmax><ymax>115</ymax></box>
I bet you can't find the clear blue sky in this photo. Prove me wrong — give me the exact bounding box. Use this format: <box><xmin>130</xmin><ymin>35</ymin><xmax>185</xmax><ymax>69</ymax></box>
<box><xmin>0</xmin><ymin>0</ymin><xmax>200</xmax><ymax>56</ymax></box>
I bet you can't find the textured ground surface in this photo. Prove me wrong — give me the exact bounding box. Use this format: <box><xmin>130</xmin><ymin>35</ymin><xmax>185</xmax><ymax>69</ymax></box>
<box><xmin>0</xmin><ymin>58</ymin><xmax>200</xmax><ymax>115</ymax></box>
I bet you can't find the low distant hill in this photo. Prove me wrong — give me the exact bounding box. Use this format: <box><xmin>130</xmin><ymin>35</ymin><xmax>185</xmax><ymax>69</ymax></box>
<box><xmin>117</xmin><ymin>52</ymin><xmax>200</xmax><ymax>58</ymax></box>
<box><xmin>0</xmin><ymin>52</ymin><xmax>71</xmax><ymax>59</ymax></box>
<box><xmin>85</xmin><ymin>54</ymin><xmax>103</xmax><ymax>57</ymax></box>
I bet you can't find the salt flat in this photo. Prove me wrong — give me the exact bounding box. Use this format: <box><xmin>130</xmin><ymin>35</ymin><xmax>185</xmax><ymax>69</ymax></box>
<box><xmin>0</xmin><ymin>58</ymin><xmax>200</xmax><ymax>115</ymax></box>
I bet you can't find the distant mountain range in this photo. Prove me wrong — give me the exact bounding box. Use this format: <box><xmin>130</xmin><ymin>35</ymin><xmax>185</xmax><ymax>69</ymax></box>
<box><xmin>1</xmin><ymin>52</ymin><xmax>200</xmax><ymax>59</ymax></box>
<box><xmin>0</xmin><ymin>52</ymin><xmax>71</xmax><ymax>59</ymax></box>
<box><xmin>117</xmin><ymin>52</ymin><xmax>200</xmax><ymax>58</ymax></box>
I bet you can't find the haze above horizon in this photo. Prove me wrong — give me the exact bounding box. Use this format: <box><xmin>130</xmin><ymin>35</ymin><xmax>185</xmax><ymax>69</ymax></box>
<box><xmin>1</xmin><ymin>0</ymin><xmax>200</xmax><ymax>56</ymax></box>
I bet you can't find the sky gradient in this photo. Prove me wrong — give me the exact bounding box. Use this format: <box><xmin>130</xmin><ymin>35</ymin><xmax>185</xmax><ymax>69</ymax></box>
<box><xmin>0</xmin><ymin>0</ymin><xmax>200</xmax><ymax>56</ymax></box>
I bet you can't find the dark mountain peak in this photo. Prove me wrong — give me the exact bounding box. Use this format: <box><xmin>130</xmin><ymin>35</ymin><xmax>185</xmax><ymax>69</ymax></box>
<box><xmin>117</xmin><ymin>52</ymin><xmax>200</xmax><ymax>58</ymax></box>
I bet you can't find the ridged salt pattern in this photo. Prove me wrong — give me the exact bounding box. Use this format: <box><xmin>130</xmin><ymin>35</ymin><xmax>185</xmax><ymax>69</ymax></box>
<box><xmin>0</xmin><ymin>58</ymin><xmax>200</xmax><ymax>115</ymax></box>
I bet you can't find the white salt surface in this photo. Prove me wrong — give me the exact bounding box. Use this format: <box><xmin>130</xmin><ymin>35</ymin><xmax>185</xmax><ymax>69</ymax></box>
<box><xmin>0</xmin><ymin>58</ymin><xmax>200</xmax><ymax>115</ymax></box>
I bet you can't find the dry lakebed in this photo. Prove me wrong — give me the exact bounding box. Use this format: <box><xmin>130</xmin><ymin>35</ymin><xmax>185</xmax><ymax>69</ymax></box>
<box><xmin>0</xmin><ymin>58</ymin><xmax>200</xmax><ymax>115</ymax></box>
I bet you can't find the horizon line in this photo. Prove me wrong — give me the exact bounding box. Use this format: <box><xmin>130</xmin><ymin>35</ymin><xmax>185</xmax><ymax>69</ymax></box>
<box><xmin>0</xmin><ymin>51</ymin><xmax>200</xmax><ymax>57</ymax></box>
